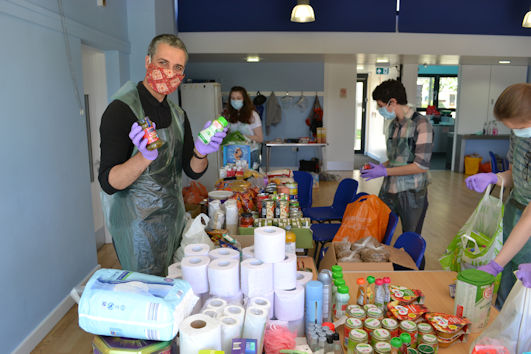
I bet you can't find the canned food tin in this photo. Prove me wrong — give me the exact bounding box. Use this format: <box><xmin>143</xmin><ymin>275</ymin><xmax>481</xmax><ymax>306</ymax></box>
<box><xmin>264</xmin><ymin>199</ymin><xmax>275</xmax><ymax>219</ymax></box>
<box><xmin>344</xmin><ymin>318</ymin><xmax>363</xmax><ymax>346</ymax></box>
<box><xmin>279</xmin><ymin>200</ymin><xmax>289</xmax><ymax>218</ymax></box>
<box><xmin>279</xmin><ymin>193</ymin><xmax>289</xmax><ymax>201</ymax></box>
<box><xmin>286</xmin><ymin>182</ymin><xmax>298</xmax><ymax>196</ymax></box>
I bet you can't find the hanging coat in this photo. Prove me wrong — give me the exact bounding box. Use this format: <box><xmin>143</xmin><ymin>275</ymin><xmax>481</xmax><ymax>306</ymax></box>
<box><xmin>100</xmin><ymin>81</ymin><xmax>186</xmax><ymax>276</ymax></box>
<box><xmin>305</xmin><ymin>95</ymin><xmax>323</xmax><ymax>136</ymax></box>
<box><xmin>265</xmin><ymin>91</ymin><xmax>281</xmax><ymax>134</ymax></box>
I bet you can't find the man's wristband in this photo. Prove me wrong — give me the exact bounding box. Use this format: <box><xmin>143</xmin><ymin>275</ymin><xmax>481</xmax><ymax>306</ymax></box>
<box><xmin>193</xmin><ymin>150</ymin><xmax>207</xmax><ymax>159</ymax></box>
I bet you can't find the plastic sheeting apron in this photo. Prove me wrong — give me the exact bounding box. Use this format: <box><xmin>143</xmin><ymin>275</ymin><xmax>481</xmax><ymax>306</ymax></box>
<box><xmin>101</xmin><ymin>81</ymin><xmax>186</xmax><ymax>276</ymax></box>
<box><xmin>495</xmin><ymin>134</ymin><xmax>531</xmax><ymax>309</ymax></box>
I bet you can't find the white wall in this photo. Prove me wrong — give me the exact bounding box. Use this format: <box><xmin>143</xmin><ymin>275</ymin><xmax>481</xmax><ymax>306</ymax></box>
<box><xmin>323</xmin><ymin>55</ymin><xmax>357</xmax><ymax>170</ymax></box>
<box><xmin>401</xmin><ymin>64</ymin><xmax>419</xmax><ymax>107</ymax></box>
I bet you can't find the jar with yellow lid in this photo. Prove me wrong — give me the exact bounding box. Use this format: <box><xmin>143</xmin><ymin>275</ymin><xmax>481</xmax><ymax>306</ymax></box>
<box><xmin>344</xmin><ymin>318</ymin><xmax>364</xmax><ymax>346</ymax></box>
<box><xmin>355</xmin><ymin>343</ymin><xmax>374</xmax><ymax>354</ymax></box>
<box><xmin>419</xmin><ymin>334</ymin><xmax>438</xmax><ymax>352</ymax></box>
<box><xmin>363</xmin><ymin>318</ymin><xmax>381</xmax><ymax>342</ymax></box>
<box><xmin>399</xmin><ymin>320</ymin><xmax>418</xmax><ymax>349</ymax></box>
<box><xmin>371</xmin><ymin>328</ymin><xmax>391</xmax><ymax>346</ymax></box>
<box><xmin>347</xmin><ymin>329</ymin><xmax>368</xmax><ymax>354</ymax></box>
<box><xmin>366</xmin><ymin>307</ymin><xmax>384</xmax><ymax>320</ymax></box>
<box><xmin>381</xmin><ymin>318</ymin><xmax>399</xmax><ymax>338</ymax></box>
<box><xmin>374</xmin><ymin>342</ymin><xmax>392</xmax><ymax>354</ymax></box>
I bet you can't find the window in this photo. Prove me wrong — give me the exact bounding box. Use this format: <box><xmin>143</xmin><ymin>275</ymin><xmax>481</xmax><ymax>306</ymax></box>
<box><xmin>416</xmin><ymin>74</ymin><xmax>458</xmax><ymax>118</ymax></box>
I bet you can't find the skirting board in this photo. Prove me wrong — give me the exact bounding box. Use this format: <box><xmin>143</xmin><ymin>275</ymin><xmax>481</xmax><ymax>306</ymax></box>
<box><xmin>13</xmin><ymin>264</ymin><xmax>101</xmax><ymax>354</ymax></box>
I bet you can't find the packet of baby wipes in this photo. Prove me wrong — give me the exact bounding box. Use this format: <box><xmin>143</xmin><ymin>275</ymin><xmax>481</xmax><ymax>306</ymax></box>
<box><xmin>78</xmin><ymin>268</ymin><xmax>198</xmax><ymax>341</ymax></box>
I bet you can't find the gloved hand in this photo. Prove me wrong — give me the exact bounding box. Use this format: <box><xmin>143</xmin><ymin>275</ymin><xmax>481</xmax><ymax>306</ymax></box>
<box><xmin>129</xmin><ymin>122</ymin><xmax>158</xmax><ymax>161</ymax></box>
<box><xmin>477</xmin><ymin>260</ymin><xmax>504</xmax><ymax>276</ymax></box>
<box><xmin>516</xmin><ymin>263</ymin><xmax>531</xmax><ymax>288</ymax></box>
<box><xmin>360</xmin><ymin>162</ymin><xmax>387</xmax><ymax>181</ymax></box>
<box><xmin>194</xmin><ymin>121</ymin><xmax>228</xmax><ymax>156</ymax></box>
<box><xmin>465</xmin><ymin>173</ymin><xmax>497</xmax><ymax>193</ymax></box>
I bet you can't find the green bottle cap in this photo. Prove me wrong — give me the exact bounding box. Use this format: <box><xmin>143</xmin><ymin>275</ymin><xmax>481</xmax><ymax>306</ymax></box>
<box><xmin>331</xmin><ymin>265</ymin><xmax>343</xmax><ymax>273</ymax></box>
<box><xmin>334</xmin><ymin>279</ymin><xmax>346</xmax><ymax>287</ymax></box>
<box><xmin>337</xmin><ymin>286</ymin><xmax>349</xmax><ymax>294</ymax></box>
<box><xmin>367</xmin><ymin>276</ymin><xmax>375</xmax><ymax>284</ymax></box>
<box><xmin>216</xmin><ymin>116</ymin><xmax>228</xmax><ymax>127</ymax></box>
<box><xmin>391</xmin><ymin>337</ymin><xmax>402</xmax><ymax>348</ymax></box>
<box><xmin>400</xmin><ymin>332</ymin><xmax>411</xmax><ymax>344</ymax></box>
<box><xmin>332</xmin><ymin>272</ymin><xmax>344</xmax><ymax>280</ymax></box>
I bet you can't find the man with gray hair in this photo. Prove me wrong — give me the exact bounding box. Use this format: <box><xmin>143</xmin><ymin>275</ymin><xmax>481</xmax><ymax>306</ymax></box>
<box><xmin>98</xmin><ymin>34</ymin><xmax>226</xmax><ymax>275</ymax></box>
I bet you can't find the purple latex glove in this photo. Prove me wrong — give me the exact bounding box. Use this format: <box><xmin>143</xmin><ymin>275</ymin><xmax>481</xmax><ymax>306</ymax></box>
<box><xmin>360</xmin><ymin>162</ymin><xmax>387</xmax><ymax>181</ymax></box>
<box><xmin>477</xmin><ymin>260</ymin><xmax>504</xmax><ymax>276</ymax></box>
<box><xmin>194</xmin><ymin>121</ymin><xmax>228</xmax><ymax>156</ymax></box>
<box><xmin>129</xmin><ymin>122</ymin><xmax>158</xmax><ymax>161</ymax></box>
<box><xmin>465</xmin><ymin>173</ymin><xmax>497</xmax><ymax>193</ymax></box>
<box><xmin>516</xmin><ymin>263</ymin><xmax>531</xmax><ymax>288</ymax></box>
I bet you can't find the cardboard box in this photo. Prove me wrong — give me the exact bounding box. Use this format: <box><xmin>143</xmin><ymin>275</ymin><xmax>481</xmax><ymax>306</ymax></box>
<box><xmin>319</xmin><ymin>241</ymin><xmax>418</xmax><ymax>272</ymax></box>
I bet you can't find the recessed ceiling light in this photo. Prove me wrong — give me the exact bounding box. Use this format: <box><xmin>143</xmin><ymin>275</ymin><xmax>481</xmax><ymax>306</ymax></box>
<box><xmin>246</xmin><ymin>55</ymin><xmax>260</xmax><ymax>63</ymax></box>
<box><xmin>498</xmin><ymin>60</ymin><xmax>511</xmax><ymax>64</ymax></box>
<box><xmin>376</xmin><ymin>58</ymin><xmax>389</xmax><ymax>64</ymax></box>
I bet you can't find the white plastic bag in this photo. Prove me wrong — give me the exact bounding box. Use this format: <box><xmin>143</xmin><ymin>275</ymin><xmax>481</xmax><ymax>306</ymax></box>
<box><xmin>471</xmin><ymin>277</ymin><xmax>531</xmax><ymax>353</ymax></box>
<box><xmin>173</xmin><ymin>213</ymin><xmax>215</xmax><ymax>263</ymax></box>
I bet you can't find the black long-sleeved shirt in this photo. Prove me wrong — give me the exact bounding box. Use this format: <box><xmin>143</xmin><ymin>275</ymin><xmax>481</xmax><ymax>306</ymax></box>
<box><xmin>98</xmin><ymin>82</ymin><xmax>205</xmax><ymax>195</ymax></box>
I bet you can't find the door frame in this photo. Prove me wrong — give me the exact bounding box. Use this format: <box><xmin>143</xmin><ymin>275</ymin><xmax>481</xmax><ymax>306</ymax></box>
<box><xmin>355</xmin><ymin>73</ymin><xmax>368</xmax><ymax>154</ymax></box>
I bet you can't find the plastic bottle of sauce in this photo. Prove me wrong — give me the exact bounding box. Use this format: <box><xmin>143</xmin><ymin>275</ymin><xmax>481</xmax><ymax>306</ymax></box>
<box><xmin>374</xmin><ymin>278</ymin><xmax>385</xmax><ymax>310</ymax></box>
<box><xmin>285</xmin><ymin>226</ymin><xmax>296</xmax><ymax>255</ymax></box>
<box><xmin>198</xmin><ymin>116</ymin><xmax>228</xmax><ymax>144</ymax></box>
<box><xmin>139</xmin><ymin>117</ymin><xmax>164</xmax><ymax>150</ymax></box>
<box><xmin>356</xmin><ymin>278</ymin><xmax>367</xmax><ymax>306</ymax></box>
<box><xmin>383</xmin><ymin>277</ymin><xmax>391</xmax><ymax>305</ymax></box>
<box><xmin>332</xmin><ymin>272</ymin><xmax>344</xmax><ymax>314</ymax></box>
<box><xmin>366</xmin><ymin>276</ymin><xmax>376</xmax><ymax>304</ymax></box>
<box><xmin>390</xmin><ymin>337</ymin><xmax>402</xmax><ymax>354</ymax></box>
<box><xmin>335</xmin><ymin>286</ymin><xmax>350</xmax><ymax>319</ymax></box>
<box><xmin>399</xmin><ymin>333</ymin><xmax>411</xmax><ymax>353</ymax></box>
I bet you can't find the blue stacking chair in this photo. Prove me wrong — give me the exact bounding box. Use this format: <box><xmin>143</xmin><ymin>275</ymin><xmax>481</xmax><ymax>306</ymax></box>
<box><xmin>293</xmin><ymin>170</ymin><xmax>313</xmax><ymax>214</ymax></box>
<box><xmin>489</xmin><ymin>151</ymin><xmax>508</xmax><ymax>173</ymax></box>
<box><xmin>304</xmin><ymin>178</ymin><xmax>359</xmax><ymax>223</ymax></box>
<box><xmin>393</xmin><ymin>232</ymin><xmax>427</xmax><ymax>270</ymax></box>
<box><xmin>311</xmin><ymin>208</ymin><xmax>398</xmax><ymax>268</ymax></box>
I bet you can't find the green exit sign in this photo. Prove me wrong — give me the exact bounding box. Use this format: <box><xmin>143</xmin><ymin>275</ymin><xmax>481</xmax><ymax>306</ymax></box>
<box><xmin>376</xmin><ymin>67</ymin><xmax>389</xmax><ymax>75</ymax></box>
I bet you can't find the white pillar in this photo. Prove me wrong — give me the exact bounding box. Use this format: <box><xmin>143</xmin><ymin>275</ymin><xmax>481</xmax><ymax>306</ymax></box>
<box><xmin>401</xmin><ymin>64</ymin><xmax>418</xmax><ymax>106</ymax></box>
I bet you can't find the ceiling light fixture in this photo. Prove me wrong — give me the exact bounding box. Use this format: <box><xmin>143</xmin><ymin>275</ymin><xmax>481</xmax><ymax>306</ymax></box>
<box><xmin>376</xmin><ymin>58</ymin><xmax>389</xmax><ymax>64</ymax></box>
<box><xmin>291</xmin><ymin>0</ymin><xmax>315</xmax><ymax>23</ymax></box>
<box><xmin>246</xmin><ymin>55</ymin><xmax>260</xmax><ymax>63</ymax></box>
<box><xmin>523</xmin><ymin>8</ymin><xmax>531</xmax><ymax>28</ymax></box>
<box><xmin>498</xmin><ymin>60</ymin><xmax>511</xmax><ymax>64</ymax></box>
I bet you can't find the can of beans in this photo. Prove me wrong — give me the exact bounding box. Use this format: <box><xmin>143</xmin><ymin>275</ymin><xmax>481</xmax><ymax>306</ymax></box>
<box><xmin>264</xmin><ymin>199</ymin><xmax>275</xmax><ymax>219</ymax></box>
<box><xmin>279</xmin><ymin>200</ymin><xmax>289</xmax><ymax>219</ymax></box>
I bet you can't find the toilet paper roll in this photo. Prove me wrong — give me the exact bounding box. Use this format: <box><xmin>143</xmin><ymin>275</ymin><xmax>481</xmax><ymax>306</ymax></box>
<box><xmin>241</xmin><ymin>258</ymin><xmax>273</xmax><ymax>297</ymax></box>
<box><xmin>179</xmin><ymin>314</ymin><xmax>222</xmax><ymax>352</ymax></box>
<box><xmin>243</xmin><ymin>306</ymin><xmax>268</xmax><ymax>354</ymax></box>
<box><xmin>254</xmin><ymin>226</ymin><xmax>285</xmax><ymax>263</ymax></box>
<box><xmin>273</xmin><ymin>254</ymin><xmax>297</xmax><ymax>291</ymax></box>
<box><xmin>208</xmin><ymin>258</ymin><xmax>240</xmax><ymax>297</ymax></box>
<box><xmin>181</xmin><ymin>256</ymin><xmax>210</xmax><ymax>295</ymax></box>
<box><xmin>201</xmin><ymin>309</ymin><xmax>220</xmax><ymax>319</ymax></box>
<box><xmin>218</xmin><ymin>290</ymin><xmax>243</xmax><ymax>305</ymax></box>
<box><xmin>296</xmin><ymin>271</ymin><xmax>314</xmax><ymax>288</ymax></box>
<box><xmin>208</xmin><ymin>247</ymin><xmax>240</xmax><ymax>260</ymax></box>
<box><xmin>184</xmin><ymin>243</ymin><xmax>211</xmax><ymax>257</ymax></box>
<box><xmin>219</xmin><ymin>315</ymin><xmax>243</xmax><ymax>354</ymax></box>
<box><xmin>248</xmin><ymin>297</ymin><xmax>272</xmax><ymax>320</ymax></box>
<box><xmin>167</xmin><ymin>262</ymin><xmax>182</xmax><ymax>279</ymax></box>
<box><xmin>242</xmin><ymin>246</ymin><xmax>255</xmax><ymax>260</ymax></box>
<box><xmin>274</xmin><ymin>286</ymin><xmax>305</xmax><ymax>321</ymax></box>
<box><xmin>288</xmin><ymin>317</ymin><xmax>305</xmax><ymax>337</ymax></box>
<box><xmin>204</xmin><ymin>297</ymin><xmax>228</xmax><ymax>313</ymax></box>
<box><xmin>223</xmin><ymin>304</ymin><xmax>245</xmax><ymax>324</ymax></box>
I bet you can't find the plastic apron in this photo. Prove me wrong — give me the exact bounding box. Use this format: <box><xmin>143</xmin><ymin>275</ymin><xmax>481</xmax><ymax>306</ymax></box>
<box><xmin>100</xmin><ymin>81</ymin><xmax>186</xmax><ymax>276</ymax></box>
<box><xmin>495</xmin><ymin>134</ymin><xmax>531</xmax><ymax>309</ymax></box>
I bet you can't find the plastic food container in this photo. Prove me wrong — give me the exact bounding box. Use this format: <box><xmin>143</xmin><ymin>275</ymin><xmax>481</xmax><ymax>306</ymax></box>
<box><xmin>344</xmin><ymin>318</ymin><xmax>363</xmax><ymax>346</ymax></box>
<box><xmin>92</xmin><ymin>336</ymin><xmax>172</xmax><ymax>354</ymax></box>
<box><xmin>374</xmin><ymin>342</ymin><xmax>392</xmax><ymax>353</ymax></box>
<box><xmin>371</xmin><ymin>328</ymin><xmax>391</xmax><ymax>346</ymax></box>
<box><xmin>381</xmin><ymin>318</ymin><xmax>400</xmax><ymax>338</ymax></box>
<box><xmin>348</xmin><ymin>328</ymin><xmax>368</xmax><ymax>353</ymax></box>
<box><xmin>399</xmin><ymin>320</ymin><xmax>418</xmax><ymax>349</ymax></box>
<box><xmin>364</xmin><ymin>318</ymin><xmax>381</xmax><ymax>342</ymax></box>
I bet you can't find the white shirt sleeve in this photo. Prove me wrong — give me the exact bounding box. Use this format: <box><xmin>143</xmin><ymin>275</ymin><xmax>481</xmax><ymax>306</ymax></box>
<box><xmin>248</xmin><ymin>111</ymin><xmax>262</xmax><ymax>130</ymax></box>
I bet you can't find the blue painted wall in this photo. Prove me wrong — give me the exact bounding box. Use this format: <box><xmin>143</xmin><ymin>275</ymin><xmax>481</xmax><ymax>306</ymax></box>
<box><xmin>0</xmin><ymin>0</ymin><xmax>129</xmax><ymax>351</ymax></box>
<box><xmin>184</xmin><ymin>61</ymin><xmax>325</xmax><ymax>167</ymax></box>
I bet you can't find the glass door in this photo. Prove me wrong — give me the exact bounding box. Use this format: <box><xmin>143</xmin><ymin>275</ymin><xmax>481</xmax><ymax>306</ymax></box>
<box><xmin>355</xmin><ymin>74</ymin><xmax>368</xmax><ymax>154</ymax></box>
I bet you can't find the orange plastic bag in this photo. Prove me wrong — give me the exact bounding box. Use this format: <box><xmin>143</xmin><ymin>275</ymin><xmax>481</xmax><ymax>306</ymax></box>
<box><xmin>333</xmin><ymin>195</ymin><xmax>391</xmax><ymax>243</ymax></box>
<box><xmin>182</xmin><ymin>181</ymin><xmax>208</xmax><ymax>204</ymax></box>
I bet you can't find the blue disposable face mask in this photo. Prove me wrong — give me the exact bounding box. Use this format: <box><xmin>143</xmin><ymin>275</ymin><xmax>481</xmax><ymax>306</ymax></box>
<box><xmin>512</xmin><ymin>127</ymin><xmax>531</xmax><ymax>138</ymax></box>
<box><xmin>378</xmin><ymin>101</ymin><xmax>396</xmax><ymax>120</ymax></box>
<box><xmin>231</xmin><ymin>99</ymin><xmax>244</xmax><ymax>110</ymax></box>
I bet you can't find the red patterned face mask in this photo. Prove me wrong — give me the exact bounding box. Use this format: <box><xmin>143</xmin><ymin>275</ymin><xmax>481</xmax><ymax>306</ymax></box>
<box><xmin>145</xmin><ymin>63</ymin><xmax>184</xmax><ymax>95</ymax></box>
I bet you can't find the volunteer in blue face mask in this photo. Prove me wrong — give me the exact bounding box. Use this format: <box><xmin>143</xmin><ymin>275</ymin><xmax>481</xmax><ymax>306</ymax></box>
<box><xmin>361</xmin><ymin>79</ymin><xmax>433</xmax><ymax>235</ymax></box>
<box><xmin>224</xmin><ymin>86</ymin><xmax>264</xmax><ymax>168</ymax></box>
<box><xmin>465</xmin><ymin>83</ymin><xmax>531</xmax><ymax>309</ymax></box>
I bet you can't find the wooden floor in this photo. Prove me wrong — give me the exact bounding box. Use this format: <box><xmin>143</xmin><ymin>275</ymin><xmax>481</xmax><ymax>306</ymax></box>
<box><xmin>32</xmin><ymin>170</ymin><xmax>492</xmax><ymax>353</ymax></box>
